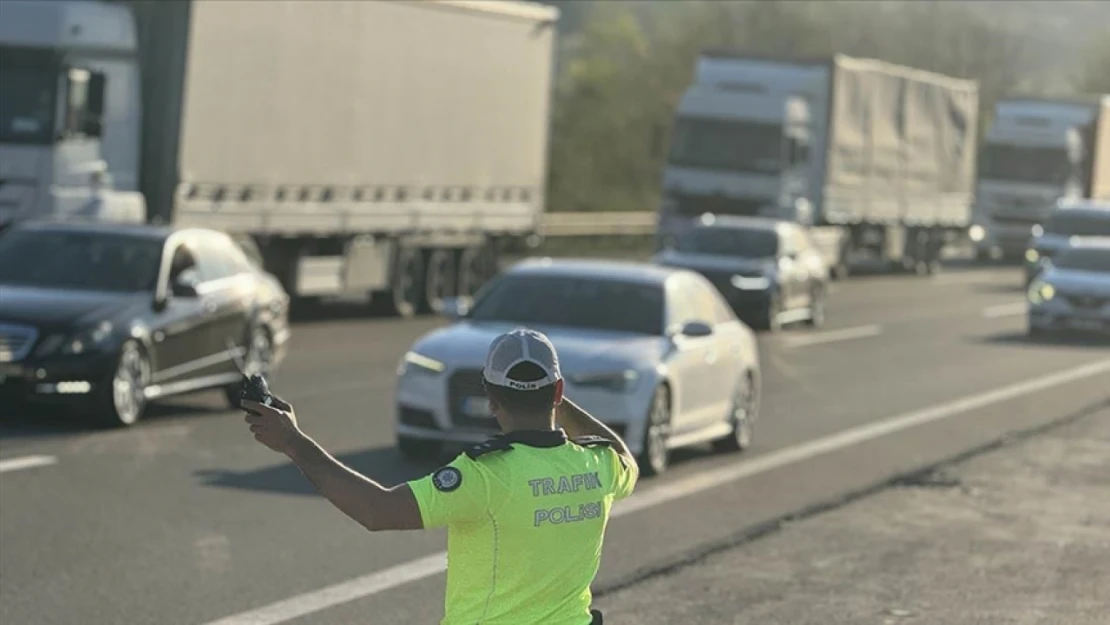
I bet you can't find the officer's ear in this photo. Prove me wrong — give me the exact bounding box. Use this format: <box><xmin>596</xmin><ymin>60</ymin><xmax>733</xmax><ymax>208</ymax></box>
<box><xmin>552</xmin><ymin>378</ymin><xmax>565</xmax><ymax>405</ymax></box>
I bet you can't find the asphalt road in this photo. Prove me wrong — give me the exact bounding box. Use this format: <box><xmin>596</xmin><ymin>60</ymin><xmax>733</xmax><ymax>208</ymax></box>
<box><xmin>1</xmin><ymin>261</ymin><xmax>1108</xmax><ymax>625</ymax></box>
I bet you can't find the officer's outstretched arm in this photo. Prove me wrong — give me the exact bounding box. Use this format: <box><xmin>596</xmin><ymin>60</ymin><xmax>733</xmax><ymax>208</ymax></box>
<box><xmin>287</xmin><ymin>434</ymin><xmax>425</xmax><ymax>531</ymax></box>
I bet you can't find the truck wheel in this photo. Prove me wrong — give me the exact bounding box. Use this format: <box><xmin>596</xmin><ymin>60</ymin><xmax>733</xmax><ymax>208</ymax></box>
<box><xmin>804</xmin><ymin>286</ymin><xmax>826</xmax><ymax>327</ymax></box>
<box><xmin>422</xmin><ymin>249</ymin><xmax>457</xmax><ymax>313</ymax></box>
<box><xmin>457</xmin><ymin>244</ymin><xmax>496</xmax><ymax>297</ymax></box>
<box><xmin>382</xmin><ymin>246</ymin><xmax>424</xmax><ymax>318</ymax></box>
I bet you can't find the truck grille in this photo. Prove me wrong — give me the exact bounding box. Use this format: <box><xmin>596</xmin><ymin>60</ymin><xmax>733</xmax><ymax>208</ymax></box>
<box><xmin>0</xmin><ymin>323</ymin><xmax>38</xmax><ymax>363</ymax></box>
<box><xmin>674</xmin><ymin>194</ymin><xmax>766</xmax><ymax>217</ymax></box>
<box><xmin>447</xmin><ymin>368</ymin><xmax>499</xmax><ymax>431</ymax></box>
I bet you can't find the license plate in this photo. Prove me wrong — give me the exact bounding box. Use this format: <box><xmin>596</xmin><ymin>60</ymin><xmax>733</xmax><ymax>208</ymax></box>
<box><xmin>461</xmin><ymin>397</ymin><xmax>493</xmax><ymax>419</ymax></box>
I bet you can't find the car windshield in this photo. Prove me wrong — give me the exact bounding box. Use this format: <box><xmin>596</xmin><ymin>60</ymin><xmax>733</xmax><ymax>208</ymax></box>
<box><xmin>1053</xmin><ymin>247</ymin><xmax>1110</xmax><ymax>273</ymax></box>
<box><xmin>668</xmin><ymin>116</ymin><xmax>782</xmax><ymax>174</ymax></box>
<box><xmin>468</xmin><ymin>274</ymin><xmax>665</xmax><ymax>336</ymax></box>
<box><xmin>676</xmin><ymin>226</ymin><xmax>779</xmax><ymax>258</ymax></box>
<box><xmin>1044</xmin><ymin>212</ymin><xmax>1110</xmax><ymax>237</ymax></box>
<box><xmin>979</xmin><ymin>143</ymin><xmax>1072</xmax><ymax>186</ymax></box>
<box><xmin>0</xmin><ymin>229</ymin><xmax>164</xmax><ymax>292</ymax></box>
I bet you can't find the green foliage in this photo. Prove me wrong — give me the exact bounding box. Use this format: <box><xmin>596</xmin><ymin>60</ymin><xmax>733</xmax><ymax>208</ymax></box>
<box><xmin>543</xmin><ymin>0</ymin><xmax>1037</xmax><ymax>215</ymax></box>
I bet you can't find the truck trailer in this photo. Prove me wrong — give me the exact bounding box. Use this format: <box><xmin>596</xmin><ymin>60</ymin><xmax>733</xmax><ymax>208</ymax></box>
<box><xmin>0</xmin><ymin>0</ymin><xmax>558</xmax><ymax>316</ymax></box>
<box><xmin>972</xmin><ymin>94</ymin><xmax>1110</xmax><ymax>261</ymax></box>
<box><xmin>657</xmin><ymin>52</ymin><xmax>981</xmax><ymax>277</ymax></box>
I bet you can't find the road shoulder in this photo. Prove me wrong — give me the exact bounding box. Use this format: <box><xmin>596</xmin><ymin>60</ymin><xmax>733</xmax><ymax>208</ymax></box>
<box><xmin>599</xmin><ymin>406</ymin><xmax>1110</xmax><ymax>625</ymax></box>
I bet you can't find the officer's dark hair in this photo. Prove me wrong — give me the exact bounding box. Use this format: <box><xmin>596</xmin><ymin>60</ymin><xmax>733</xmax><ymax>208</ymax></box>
<box><xmin>483</xmin><ymin>361</ymin><xmax>557</xmax><ymax>418</ymax></box>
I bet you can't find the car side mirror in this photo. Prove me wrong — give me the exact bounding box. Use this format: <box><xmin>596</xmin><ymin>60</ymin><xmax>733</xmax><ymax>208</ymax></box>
<box><xmin>440</xmin><ymin>296</ymin><xmax>471</xmax><ymax>320</ymax></box>
<box><xmin>680</xmin><ymin>320</ymin><xmax>713</xmax><ymax>338</ymax></box>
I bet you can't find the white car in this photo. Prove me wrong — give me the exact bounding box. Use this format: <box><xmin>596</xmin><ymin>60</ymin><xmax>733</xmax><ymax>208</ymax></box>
<box><xmin>394</xmin><ymin>259</ymin><xmax>762</xmax><ymax>476</ymax></box>
<box><xmin>1027</xmin><ymin>237</ymin><xmax>1110</xmax><ymax>336</ymax></box>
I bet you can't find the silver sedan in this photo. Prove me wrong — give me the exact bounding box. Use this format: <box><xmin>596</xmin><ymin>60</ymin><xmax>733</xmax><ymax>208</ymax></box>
<box><xmin>393</xmin><ymin>259</ymin><xmax>762</xmax><ymax>476</ymax></box>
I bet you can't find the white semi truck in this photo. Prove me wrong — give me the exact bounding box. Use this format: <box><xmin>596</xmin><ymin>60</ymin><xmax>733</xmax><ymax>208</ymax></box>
<box><xmin>971</xmin><ymin>95</ymin><xmax>1110</xmax><ymax>261</ymax></box>
<box><xmin>657</xmin><ymin>52</ymin><xmax>980</xmax><ymax>277</ymax></box>
<box><xmin>0</xmin><ymin>0</ymin><xmax>558</xmax><ymax>316</ymax></box>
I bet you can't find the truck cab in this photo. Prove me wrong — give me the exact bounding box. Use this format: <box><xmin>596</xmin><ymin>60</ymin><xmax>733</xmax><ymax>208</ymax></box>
<box><xmin>657</xmin><ymin>84</ymin><xmax>812</xmax><ymax>249</ymax></box>
<box><xmin>0</xmin><ymin>0</ymin><xmax>145</xmax><ymax>228</ymax></box>
<box><xmin>973</xmin><ymin>98</ymin><xmax>1098</xmax><ymax>260</ymax></box>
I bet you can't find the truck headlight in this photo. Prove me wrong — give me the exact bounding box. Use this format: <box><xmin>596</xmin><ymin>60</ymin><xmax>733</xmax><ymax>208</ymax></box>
<box><xmin>397</xmin><ymin>351</ymin><xmax>446</xmax><ymax>376</ymax></box>
<box><xmin>1027</xmin><ymin>280</ymin><xmax>1055</xmax><ymax>305</ymax></box>
<box><xmin>968</xmin><ymin>225</ymin><xmax>985</xmax><ymax>242</ymax></box>
<box><xmin>568</xmin><ymin>369</ymin><xmax>640</xmax><ymax>393</ymax></box>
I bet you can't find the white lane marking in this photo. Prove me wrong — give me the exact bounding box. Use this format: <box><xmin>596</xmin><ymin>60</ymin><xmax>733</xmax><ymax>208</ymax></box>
<box><xmin>783</xmin><ymin>324</ymin><xmax>883</xmax><ymax>348</ymax></box>
<box><xmin>0</xmin><ymin>454</ymin><xmax>58</xmax><ymax>474</ymax></box>
<box><xmin>202</xmin><ymin>358</ymin><xmax>1110</xmax><ymax>625</ymax></box>
<box><xmin>983</xmin><ymin>302</ymin><xmax>1027</xmax><ymax>319</ymax></box>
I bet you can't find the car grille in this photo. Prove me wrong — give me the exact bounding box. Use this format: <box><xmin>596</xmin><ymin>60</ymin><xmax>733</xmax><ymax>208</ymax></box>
<box><xmin>674</xmin><ymin>194</ymin><xmax>766</xmax><ymax>217</ymax></box>
<box><xmin>447</xmin><ymin>368</ymin><xmax>499</xmax><ymax>431</ymax></box>
<box><xmin>1064</xmin><ymin>294</ymin><xmax>1110</xmax><ymax>310</ymax></box>
<box><xmin>398</xmin><ymin>406</ymin><xmax>438</xmax><ymax>430</ymax></box>
<box><xmin>0</xmin><ymin>323</ymin><xmax>38</xmax><ymax>363</ymax></box>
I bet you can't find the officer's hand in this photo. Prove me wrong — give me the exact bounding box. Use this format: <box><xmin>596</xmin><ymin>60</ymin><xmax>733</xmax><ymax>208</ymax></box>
<box><xmin>243</xmin><ymin>398</ymin><xmax>302</xmax><ymax>455</ymax></box>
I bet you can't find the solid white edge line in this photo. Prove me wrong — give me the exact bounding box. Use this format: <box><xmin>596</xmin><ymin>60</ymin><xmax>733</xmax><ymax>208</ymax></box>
<box><xmin>201</xmin><ymin>358</ymin><xmax>1110</xmax><ymax>625</ymax></box>
<box><xmin>982</xmin><ymin>302</ymin><xmax>1027</xmax><ymax>318</ymax></box>
<box><xmin>783</xmin><ymin>324</ymin><xmax>883</xmax><ymax>348</ymax></box>
<box><xmin>0</xmin><ymin>454</ymin><xmax>58</xmax><ymax>474</ymax></box>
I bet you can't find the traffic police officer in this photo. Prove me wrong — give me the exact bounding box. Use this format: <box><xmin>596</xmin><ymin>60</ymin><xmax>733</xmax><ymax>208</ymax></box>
<box><xmin>244</xmin><ymin>328</ymin><xmax>640</xmax><ymax>624</ymax></box>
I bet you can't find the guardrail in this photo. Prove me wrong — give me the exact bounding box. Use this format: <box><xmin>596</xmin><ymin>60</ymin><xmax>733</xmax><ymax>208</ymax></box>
<box><xmin>538</xmin><ymin>211</ymin><xmax>656</xmax><ymax>237</ymax></box>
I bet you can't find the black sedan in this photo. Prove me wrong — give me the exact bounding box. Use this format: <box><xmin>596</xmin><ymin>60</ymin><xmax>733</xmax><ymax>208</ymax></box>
<box><xmin>0</xmin><ymin>221</ymin><xmax>290</xmax><ymax>426</ymax></box>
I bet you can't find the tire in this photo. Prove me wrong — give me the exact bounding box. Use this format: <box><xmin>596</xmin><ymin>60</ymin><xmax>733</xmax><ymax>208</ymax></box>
<box><xmin>804</xmin><ymin>285</ymin><xmax>826</xmax><ymax>328</ymax></box>
<box><xmin>637</xmin><ymin>385</ymin><xmax>672</xmax><ymax>477</ymax></box>
<box><xmin>755</xmin><ymin>291</ymin><xmax>783</xmax><ymax>332</ymax></box>
<box><xmin>223</xmin><ymin>325</ymin><xmax>274</xmax><ymax>409</ymax></box>
<box><xmin>376</xmin><ymin>246</ymin><xmax>424</xmax><ymax>318</ymax></box>
<box><xmin>398</xmin><ymin>436</ymin><xmax>443</xmax><ymax>461</ymax></box>
<box><xmin>712</xmin><ymin>371</ymin><xmax>759</xmax><ymax>453</ymax></box>
<box><xmin>97</xmin><ymin>340</ymin><xmax>150</xmax><ymax>427</ymax></box>
<box><xmin>456</xmin><ymin>247</ymin><xmax>485</xmax><ymax>298</ymax></box>
<box><xmin>421</xmin><ymin>249</ymin><xmax>458</xmax><ymax>314</ymax></box>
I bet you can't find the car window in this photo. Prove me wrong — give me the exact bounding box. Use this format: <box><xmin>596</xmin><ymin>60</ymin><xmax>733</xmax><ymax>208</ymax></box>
<box><xmin>194</xmin><ymin>232</ymin><xmax>251</xmax><ymax>283</ymax></box>
<box><xmin>0</xmin><ymin>228</ymin><xmax>163</xmax><ymax>292</ymax></box>
<box><xmin>1044</xmin><ymin>212</ymin><xmax>1110</xmax><ymax>237</ymax></box>
<box><xmin>676</xmin><ymin>226</ymin><xmax>779</xmax><ymax>259</ymax></box>
<box><xmin>168</xmin><ymin>242</ymin><xmax>201</xmax><ymax>287</ymax></box>
<box><xmin>687</xmin><ymin>276</ymin><xmax>723</xmax><ymax>325</ymax></box>
<box><xmin>467</xmin><ymin>274</ymin><xmax>666</xmax><ymax>336</ymax></box>
<box><xmin>666</xmin><ymin>278</ymin><xmax>701</xmax><ymax>329</ymax></box>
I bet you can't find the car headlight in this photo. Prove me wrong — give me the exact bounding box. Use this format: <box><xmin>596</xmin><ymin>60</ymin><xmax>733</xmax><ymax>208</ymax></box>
<box><xmin>397</xmin><ymin>351</ymin><xmax>446</xmax><ymax>376</ymax></box>
<box><xmin>34</xmin><ymin>321</ymin><xmax>115</xmax><ymax>357</ymax></box>
<box><xmin>1027</xmin><ymin>280</ymin><xmax>1055</xmax><ymax>305</ymax></box>
<box><xmin>968</xmin><ymin>225</ymin><xmax>986</xmax><ymax>242</ymax></box>
<box><xmin>568</xmin><ymin>369</ymin><xmax>640</xmax><ymax>393</ymax></box>
<box><xmin>1025</xmin><ymin>249</ymin><xmax>1040</xmax><ymax>263</ymax></box>
<box><xmin>730</xmin><ymin>275</ymin><xmax>771</xmax><ymax>290</ymax></box>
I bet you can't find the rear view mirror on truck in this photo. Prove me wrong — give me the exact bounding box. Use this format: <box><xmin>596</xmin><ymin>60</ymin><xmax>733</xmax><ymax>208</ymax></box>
<box><xmin>84</xmin><ymin>71</ymin><xmax>107</xmax><ymax>137</ymax></box>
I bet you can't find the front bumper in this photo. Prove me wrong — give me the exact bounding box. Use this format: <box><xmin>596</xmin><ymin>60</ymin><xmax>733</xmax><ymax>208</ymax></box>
<box><xmin>394</xmin><ymin>367</ymin><xmax>655</xmax><ymax>455</ymax></box>
<box><xmin>1028</xmin><ymin>297</ymin><xmax>1110</xmax><ymax>334</ymax></box>
<box><xmin>0</xmin><ymin>351</ymin><xmax>116</xmax><ymax>407</ymax></box>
